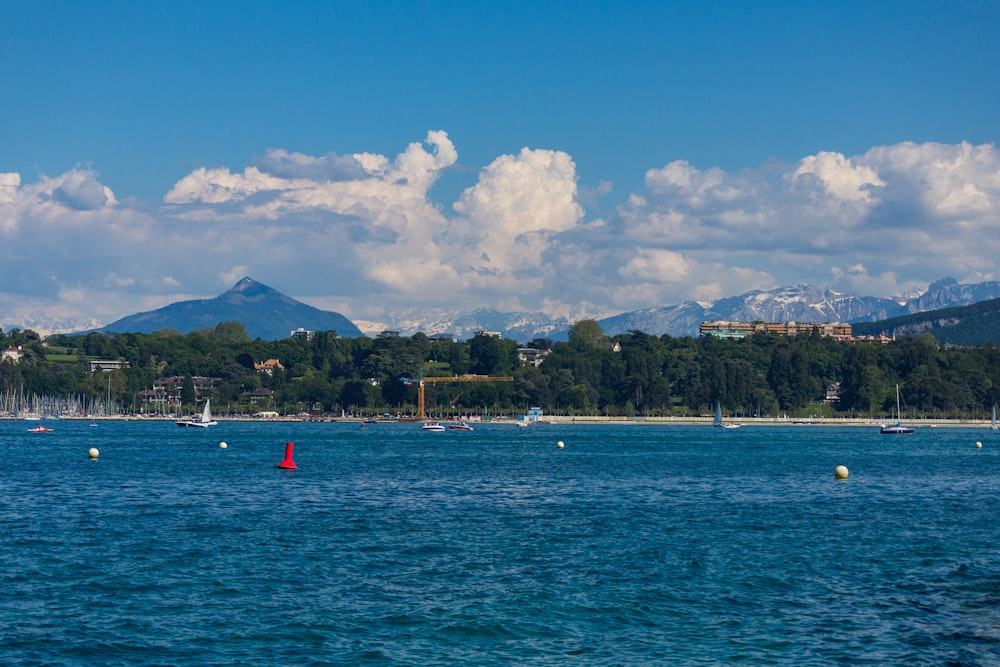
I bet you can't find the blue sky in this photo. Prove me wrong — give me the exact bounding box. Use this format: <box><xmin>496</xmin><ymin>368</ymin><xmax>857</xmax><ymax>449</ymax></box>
<box><xmin>2</xmin><ymin>1</ymin><xmax>999</xmax><ymax>333</ymax></box>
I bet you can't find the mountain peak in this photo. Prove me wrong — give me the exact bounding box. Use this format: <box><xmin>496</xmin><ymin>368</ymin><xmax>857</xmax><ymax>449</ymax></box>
<box><xmin>99</xmin><ymin>278</ymin><xmax>363</xmax><ymax>339</ymax></box>
<box><xmin>232</xmin><ymin>277</ymin><xmax>258</xmax><ymax>291</ymax></box>
<box><xmin>928</xmin><ymin>277</ymin><xmax>958</xmax><ymax>291</ymax></box>
<box><xmin>224</xmin><ymin>277</ymin><xmax>273</xmax><ymax>299</ymax></box>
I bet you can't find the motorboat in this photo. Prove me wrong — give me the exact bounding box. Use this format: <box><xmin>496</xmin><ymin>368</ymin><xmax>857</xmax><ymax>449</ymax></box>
<box><xmin>422</xmin><ymin>421</ymin><xmax>446</xmax><ymax>431</ymax></box>
<box><xmin>448</xmin><ymin>422</ymin><xmax>474</xmax><ymax>431</ymax></box>
<box><xmin>27</xmin><ymin>425</ymin><xmax>53</xmax><ymax>433</ymax></box>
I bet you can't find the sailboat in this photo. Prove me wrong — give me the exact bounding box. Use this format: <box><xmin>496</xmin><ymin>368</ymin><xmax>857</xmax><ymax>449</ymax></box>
<box><xmin>714</xmin><ymin>401</ymin><xmax>741</xmax><ymax>429</ymax></box>
<box><xmin>176</xmin><ymin>399</ymin><xmax>218</xmax><ymax>428</ymax></box>
<box><xmin>991</xmin><ymin>405</ymin><xmax>997</xmax><ymax>431</ymax></box>
<box><xmin>879</xmin><ymin>385</ymin><xmax>914</xmax><ymax>434</ymax></box>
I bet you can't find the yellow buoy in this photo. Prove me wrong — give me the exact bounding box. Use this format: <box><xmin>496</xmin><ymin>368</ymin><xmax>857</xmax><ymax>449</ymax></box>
<box><xmin>88</xmin><ymin>447</ymin><xmax>100</xmax><ymax>459</ymax></box>
<box><xmin>834</xmin><ymin>465</ymin><xmax>849</xmax><ymax>480</ymax></box>
<box><xmin>219</xmin><ymin>441</ymin><xmax>228</xmax><ymax>449</ymax></box>
<box><xmin>557</xmin><ymin>441</ymin><xmax>565</xmax><ymax>448</ymax></box>
<box><xmin>975</xmin><ymin>441</ymin><xmax>982</xmax><ymax>448</ymax></box>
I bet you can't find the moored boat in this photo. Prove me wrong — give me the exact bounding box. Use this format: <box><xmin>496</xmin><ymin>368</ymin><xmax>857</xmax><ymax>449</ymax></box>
<box><xmin>880</xmin><ymin>385</ymin><xmax>914</xmax><ymax>434</ymax></box>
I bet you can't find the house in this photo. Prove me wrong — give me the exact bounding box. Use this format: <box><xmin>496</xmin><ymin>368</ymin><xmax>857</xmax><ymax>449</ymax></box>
<box><xmin>1</xmin><ymin>346</ymin><xmax>23</xmax><ymax>364</ymax></box>
<box><xmin>254</xmin><ymin>359</ymin><xmax>285</xmax><ymax>375</ymax></box>
<box><xmin>517</xmin><ymin>347</ymin><xmax>550</xmax><ymax>367</ymax></box>
<box><xmin>240</xmin><ymin>388</ymin><xmax>274</xmax><ymax>403</ymax></box>
<box><xmin>290</xmin><ymin>328</ymin><xmax>315</xmax><ymax>340</ymax></box>
<box><xmin>88</xmin><ymin>359</ymin><xmax>131</xmax><ymax>373</ymax></box>
<box><xmin>150</xmin><ymin>376</ymin><xmax>222</xmax><ymax>401</ymax></box>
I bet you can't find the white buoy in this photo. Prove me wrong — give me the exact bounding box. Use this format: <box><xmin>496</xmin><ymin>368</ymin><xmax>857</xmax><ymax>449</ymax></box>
<box><xmin>219</xmin><ymin>441</ymin><xmax>228</xmax><ymax>449</ymax></box>
<box><xmin>834</xmin><ymin>465</ymin><xmax>849</xmax><ymax>480</ymax></box>
<box><xmin>88</xmin><ymin>447</ymin><xmax>100</xmax><ymax>459</ymax></box>
<box><xmin>975</xmin><ymin>441</ymin><xmax>982</xmax><ymax>449</ymax></box>
<box><xmin>557</xmin><ymin>441</ymin><xmax>565</xmax><ymax>449</ymax></box>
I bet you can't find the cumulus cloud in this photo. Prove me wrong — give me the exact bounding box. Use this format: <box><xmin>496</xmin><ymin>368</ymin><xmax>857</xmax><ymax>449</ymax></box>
<box><xmin>2</xmin><ymin>137</ymin><xmax>1000</xmax><ymax>331</ymax></box>
<box><xmin>252</xmin><ymin>149</ymin><xmax>378</xmax><ymax>181</ymax></box>
<box><xmin>607</xmin><ymin>141</ymin><xmax>1000</xmax><ymax>305</ymax></box>
<box><xmin>451</xmin><ymin>147</ymin><xmax>583</xmax><ymax>278</ymax></box>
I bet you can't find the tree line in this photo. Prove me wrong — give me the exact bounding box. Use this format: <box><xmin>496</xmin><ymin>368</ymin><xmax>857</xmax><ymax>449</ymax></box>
<box><xmin>2</xmin><ymin>320</ymin><xmax>999</xmax><ymax>419</ymax></box>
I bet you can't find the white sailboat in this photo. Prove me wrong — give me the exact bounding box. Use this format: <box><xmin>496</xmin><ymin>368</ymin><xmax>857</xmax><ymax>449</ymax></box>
<box><xmin>879</xmin><ymin>385</ymin><xmax>914</xmax><ymax>434</ymax></box>
<box><xmin>991</xmin><ymin>405</ymin><xmax>997</xmax><ymax>431</ymax></box>
<box><xmin>176</xmin><ymin>399</ymin><xmax>218</xmax><ymax>428</ymax></box>
<box><xmin>714</xmin><ymin>401</ymin><xmax>741</xmax><ymax>429</ymax></box>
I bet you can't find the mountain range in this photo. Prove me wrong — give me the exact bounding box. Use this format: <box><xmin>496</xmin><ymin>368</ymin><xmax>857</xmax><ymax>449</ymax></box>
<box><xmin>7</xmin><ymin>276</ymin><xmax>1000</xmax><ymax>342</ymax></box>
<box><xmin>591</xmin><ymin>277</ymin><xmax>1000</xmax><ymax>339</ymax></box>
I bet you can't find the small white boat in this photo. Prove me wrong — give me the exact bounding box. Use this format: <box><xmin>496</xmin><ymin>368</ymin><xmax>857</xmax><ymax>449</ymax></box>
<box><xmin>713</xmin><ymin>402</ymin><xmax>741</xmax><ymax>429</ymax></box>
<box><xmin>176</xmin><ymin>399</ymin><xmax>218</xmax><ymax>428</ymax></box>
<box><xmin>422</xmin><ymin>421</ymin><xmax>446</xmax><ymax>431</ymax></box>
<box><xmin>879</xmin><ymin>385</ymin><xmax>914</xmax><ymax>434</ymax></box>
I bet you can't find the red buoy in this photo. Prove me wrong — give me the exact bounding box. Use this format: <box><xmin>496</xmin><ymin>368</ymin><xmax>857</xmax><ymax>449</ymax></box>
<box><xmin>276</xmin><ymin>441</ymin><xmax>298</xmax><ymax>469</ymax></box>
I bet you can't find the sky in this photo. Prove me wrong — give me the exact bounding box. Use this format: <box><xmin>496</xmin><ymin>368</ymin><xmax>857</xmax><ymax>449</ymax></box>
<box><xmin>2</xmin><ymin>0</ymin><xmax>999</xmax><ymax>332</ymax></box>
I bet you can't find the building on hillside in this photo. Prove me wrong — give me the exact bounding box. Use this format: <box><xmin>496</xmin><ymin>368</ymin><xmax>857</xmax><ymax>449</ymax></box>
<box><xmin>150</xmin><ymin>376</ymin><xmax>222</xmax><ymax>399</ymax></box>
<box><xmin>474</xmin><ymin>330</ymin><xmax>502</xmax><ymax>339</ymax></box>
<box><xmin>240</xmin><ymin>388</ymin><xmax>274</xmax><ymax>404</ymax></box>
<box><xmin>700</xmin><ymin>321</ymin><xmax>853</xmax><ymax>340</ymax></box>
<box><xmin>517</xmin><ymin>348</ymin><xmax>550</xmax><ymax>367</ymax></box>
<box><xmin>254</xmin><ymin>359</ymin><xmax>285</xmax><ymax>375</ymax></box>
<box><xmin>2</xmin><ymin>346</ymin><xmax>23</xmax><ymax>364</ymax></box>
<box><xmin>839</xmin><ymin>334</ymin><xmax>895</xmax><ymax>344</ymax></box>
<box><xmin>290</xmin><ymin>328</ymin><xmax>315</xmax><ymax>340</ymax></box>
<box><xmin>88</xmin><ymin>359</ymin><xmax>131</xmax><ymax>373</ymax></box>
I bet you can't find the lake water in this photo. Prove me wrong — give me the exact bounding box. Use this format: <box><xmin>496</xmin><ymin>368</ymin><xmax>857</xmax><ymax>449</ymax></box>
<box><xmin>2</xmin><ymin>420</ymin><xmax>998</xmax><ymax>665</ymax></box>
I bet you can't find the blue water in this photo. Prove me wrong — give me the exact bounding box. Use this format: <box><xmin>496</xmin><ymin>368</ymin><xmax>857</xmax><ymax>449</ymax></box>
<box><xmin>2</xmin><ymin>421</ymin><xmax>998</xmax><ymax>666</ymax></box>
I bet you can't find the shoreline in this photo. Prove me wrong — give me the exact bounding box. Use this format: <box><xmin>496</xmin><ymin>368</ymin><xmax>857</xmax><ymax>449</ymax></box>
<box><xmin>4</xmin><ymin>414</ymin><xmax>998</xmax><ymax>429</ymax></box>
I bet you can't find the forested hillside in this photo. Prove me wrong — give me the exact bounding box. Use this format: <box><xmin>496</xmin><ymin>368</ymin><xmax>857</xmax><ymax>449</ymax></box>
<box><xmin>3</xmin><ymin>321</ymin><xmax>999</xmax><ymax>420</ymax></box>
<box><xmin>852</xmin><ymin>297</ymin><xmax>1000</xmax><ymax>346</ymax></box>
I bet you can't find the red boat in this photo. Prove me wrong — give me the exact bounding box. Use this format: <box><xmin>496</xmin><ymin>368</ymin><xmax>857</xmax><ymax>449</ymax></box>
<box><xmin>27</xmin><ymin>425</ymin><xmax>53</xmax><ymax>433</ymax></box>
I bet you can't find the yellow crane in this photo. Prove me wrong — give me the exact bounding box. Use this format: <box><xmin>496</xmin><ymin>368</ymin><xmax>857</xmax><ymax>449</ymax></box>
<box><xmin>405</xmin><ymin>373</ymin><xmax>514</xmax><ymax>419</ymax></box>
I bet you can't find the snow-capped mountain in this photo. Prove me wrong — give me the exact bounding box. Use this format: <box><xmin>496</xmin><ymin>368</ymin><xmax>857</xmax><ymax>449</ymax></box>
<box><xmin>8</xmin><ymin>277</ymin><xmax>1000</xmax><ymax>342</ymax></box>
<box><xmin>360</xmin><ymin>278</ymin><xmax>1000</xmax><ymax>341</ymax></box>
<box><xmin>592</xmin><ymin>279</ymin><xmax>1000</xmax><ymax>338</ymax></box>
<box><xmin>902</xmin><ymin>277</ymin><xmax>1000</xmax><ymax>313</ymax></box>
<box><xmin>0</xmin><ymin>313</ymin><xmax>103</xmax><ymax>338</ymax></box>
<box><xmin>360</xmin><ymin>308</ymin><xmax>574</xmax><ymax>342</ymax></box>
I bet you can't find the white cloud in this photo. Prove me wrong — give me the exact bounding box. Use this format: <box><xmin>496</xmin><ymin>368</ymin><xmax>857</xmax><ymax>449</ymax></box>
<box><xmin>618</xmin><ymin>248</ymin><xmax>692</xmax><ymax>283</ymax></box>
<box><xmin>791</xmin><ymin>151</ymin><xmax>885</xmax><ymax>203</ymax></box>
<box><xmin>2</xmin><ymin>137</ymin><xmax>999</xmax><ymax>332</ymax></box>
<box><xmin>451</xmin><ymin>147</ymin><xmax>583</xmax><ymax>277</ymax></box>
